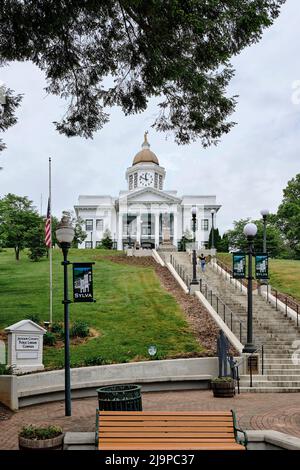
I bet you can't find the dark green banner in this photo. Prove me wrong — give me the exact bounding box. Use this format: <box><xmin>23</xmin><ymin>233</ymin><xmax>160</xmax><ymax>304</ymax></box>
<box><xmin>232</xmin><ymin>253</ymin><xmax>246</xmax><ymax>279</ymax></box>
<box><xmin>73</xmin><ymin>262</ymin><xmax>95</xmax><ymax>302</ymax></box>
<box><xmin>255</xmin><ymin>254</ymin><xmax>269</xmax><ymax>280</ymax></box>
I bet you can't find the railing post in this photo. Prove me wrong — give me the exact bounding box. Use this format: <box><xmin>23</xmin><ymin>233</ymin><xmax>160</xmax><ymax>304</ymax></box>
<box><xmin>210</xmin><ymin>290</ymin><xmax>213</xmax><ymax>305</ymax></box>
<box><xmin>285</xmin><ymin>297</ymin><xmax>288</xmax><ymax>317</ymax></box>
<box><xmin>216</xmin><ymin>297</ymin><xmax>219</xmax><ymax>314</ymax></box>
<box><xmin>240</xmin><ymin>323</ymin><xmax>242</xmax><ymax>343</ymax></box>
<box><xmin>250</xmin><ymin>357</ymin><xmax>253</xmax><ymax>388</ymax></box>
<box><xmin>231</xmin><ymin>312</ymin><xmax>233</xmax><ymax>330</ymax></box>
<box><xmin>275</xmin><ymin>290</ymin><xmax>278</xmax><ymax>311</ymax></box>
<box><xmin>223</xmin><ymin>304</ymin><xmax>226</xmax><ymax>322</ymax></box>
<box><xmin>297</xmin><ymin>305</ymin><xmax>299</xmax><ymax>328</ymax></box>
<box><xmin>261</xmin><ymin>345</ymin><xmax>264</xmax><ymax>376</ymax></box>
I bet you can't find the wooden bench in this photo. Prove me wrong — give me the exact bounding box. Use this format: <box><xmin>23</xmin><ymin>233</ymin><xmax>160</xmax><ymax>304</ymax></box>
<box><xmin>97</xmin><ymin>410</ymin><xmax>247</xmax><ymax>450</ymax></box>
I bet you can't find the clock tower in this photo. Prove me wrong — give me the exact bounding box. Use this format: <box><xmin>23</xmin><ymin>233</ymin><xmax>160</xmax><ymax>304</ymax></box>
<box><xmin>126</xmin><ymin>132</ymin><xmax>166</xmax><ymax>191</ymax></box>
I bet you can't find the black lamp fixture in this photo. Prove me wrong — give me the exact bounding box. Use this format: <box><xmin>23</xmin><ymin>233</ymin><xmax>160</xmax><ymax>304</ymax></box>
<box><xmin>190</xmin><ymin>206</ymin><xmax>199</xmax><ymax>286</ymax></box>
<box><xmin>243</xmin><ymin>222</ymin><xmax>258</xmax><ymax>353</ymax></box>
<box><xmin>211</xmin><ymin>209</ymin><xmax>216</xmax><ymax>250</ymax></box>
<box><xmin>56</xmin><ymin>211</ymin><xmax>75</xmax><ymax>416</ymax></box>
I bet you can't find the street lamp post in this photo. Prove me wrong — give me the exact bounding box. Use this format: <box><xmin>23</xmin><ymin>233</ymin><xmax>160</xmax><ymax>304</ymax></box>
<box><xmin>243</xmin><ymin>223</ymin><xmax>258</xmax><ymax>353</ymax></box>
<box><xmin>211</xmin><ymin>209</ymin><xmax>216</xmax><ymax>250</ymax></box>
<box><xmin>190</xmin><ymin>207</ymin><xmax>199</xmax><ymax>286</ymax></box>
<box><xmin>56</xmin><ymin>212</ymin><xmax>75</xmax><ymax>417</ymax></box>
<box><xmin>260</xmin><ymin>209</ymin><xmax>269</xmax><ymax>253</ymax></box>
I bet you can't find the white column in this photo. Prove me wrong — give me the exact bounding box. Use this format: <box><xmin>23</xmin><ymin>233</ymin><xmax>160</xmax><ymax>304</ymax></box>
<box><xmin>155</xmin><ymin>212</ymin><xmax>160</xmax><ymax>248</ymax></box>
<box><xmin>173</xmin><ymin>210</ymin><xmax>178</xmax><ymax>248</ymax></box>
<box><xmin>117</xmin><ymin>212</ymin><xmax>123</xmax><ymax>250</ymax></box>
<box><xmin>136</xmin><ymin>213</ymin><xmax>141</xmax><ymax>246</ymax></box>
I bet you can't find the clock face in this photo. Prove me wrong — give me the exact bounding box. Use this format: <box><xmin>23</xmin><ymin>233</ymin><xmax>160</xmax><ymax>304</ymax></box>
<box><xmin>139</xmin><ymin>172</ymin><xmax>154</xmax><ymax>187</ymax></box>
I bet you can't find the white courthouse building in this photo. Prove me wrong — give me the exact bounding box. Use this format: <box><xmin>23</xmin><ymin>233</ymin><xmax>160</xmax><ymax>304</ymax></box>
<box><xmin>75</xmin><ymin>134</ymin><xmax>221</xmax><ymax>250</ymax></box>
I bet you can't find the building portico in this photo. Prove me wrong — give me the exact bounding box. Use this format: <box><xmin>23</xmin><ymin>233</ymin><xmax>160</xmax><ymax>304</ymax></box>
<box><xmin>75</xmin><ymin>133</ymin><xmax>221</xmax><ymax>250</ymax></box>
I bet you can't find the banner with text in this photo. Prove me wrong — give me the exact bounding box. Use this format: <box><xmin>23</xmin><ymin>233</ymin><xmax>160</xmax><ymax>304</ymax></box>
<box><xmin>73</xmin><ymin>263</ymin><xmax>95</xmax><ymax>302</ymax></box>
<box><xmin>232</xmin><ymin>253</ymin><xmax>246</xmax><ymax>279</ymax></box>
<box><xmin>255</xmin><ymin>254</ymin><xmax>269</xmax><ymax>280</ymax></box>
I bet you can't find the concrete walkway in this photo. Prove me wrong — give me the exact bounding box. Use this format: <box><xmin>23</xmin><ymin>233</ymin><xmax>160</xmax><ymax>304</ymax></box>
<box><xmin>1</xmin><ymin>390</ymin><xmax>300</xmax><ymax>449</ymax></box>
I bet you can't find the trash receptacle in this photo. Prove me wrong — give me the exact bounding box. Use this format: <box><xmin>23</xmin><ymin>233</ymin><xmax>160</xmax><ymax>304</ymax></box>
<box><xmin>96</xmin><ymin>384</ymin><xmax>142</xmax><ymax>411</ymax></box>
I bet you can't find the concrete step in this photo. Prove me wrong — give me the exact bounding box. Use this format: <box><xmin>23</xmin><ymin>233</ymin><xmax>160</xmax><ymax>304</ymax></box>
<box><xmin>239</xmin><ymin>386</ymin><xmax>300</xmax><ymax>393</ymax></box>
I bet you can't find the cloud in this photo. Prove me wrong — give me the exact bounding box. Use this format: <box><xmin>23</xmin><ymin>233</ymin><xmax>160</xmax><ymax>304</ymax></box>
<box><xmin>0</xmin><ymin>1</ymin><xmax>299</xmax><ymax>235</ymax></box>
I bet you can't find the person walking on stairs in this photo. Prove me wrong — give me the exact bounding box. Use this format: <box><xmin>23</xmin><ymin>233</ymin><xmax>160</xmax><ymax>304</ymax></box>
<box><xmin>198</xmin><ymin>253</ymin><xmax>206</xmax><ymax>273</ymax></box>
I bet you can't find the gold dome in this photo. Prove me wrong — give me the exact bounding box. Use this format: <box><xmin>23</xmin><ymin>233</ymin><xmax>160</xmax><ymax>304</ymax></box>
<box><xmin>133</xmin><ymin>132</ymin><xmax>159</xmax><ymax>165</ymax></box>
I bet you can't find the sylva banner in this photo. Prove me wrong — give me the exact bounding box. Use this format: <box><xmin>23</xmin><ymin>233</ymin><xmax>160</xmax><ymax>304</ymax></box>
<box><xmin>73</xmin><ymin>263</ymin><xmax>95</xmax><ymax>302</ymax></box>
<box><xmin>255</xmin><ymin>254</ymin><xmax>269</xmax><ymax>280</ymax></box>
<box><xmin>232</xmin><ymin>253</ymin><xmax>246</xmax><ymax>279</ymax></box>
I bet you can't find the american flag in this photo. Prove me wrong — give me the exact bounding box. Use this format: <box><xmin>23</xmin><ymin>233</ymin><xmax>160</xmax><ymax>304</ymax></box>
<box><xmin>45</xmin><ymin>198</ymin><xmax>51</xmax><ymax>248</ymax></box>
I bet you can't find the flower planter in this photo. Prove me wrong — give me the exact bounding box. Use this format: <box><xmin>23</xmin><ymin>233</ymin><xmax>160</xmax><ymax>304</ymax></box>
<box><xmin>18</xmin><ymin>433</ymin><xmax>64</xmax><ymax>450</ymax></box>
<box><xmin>211</xmin><ymin>379</ymin><xmax>235</xmax><ymax>398</ymax></box>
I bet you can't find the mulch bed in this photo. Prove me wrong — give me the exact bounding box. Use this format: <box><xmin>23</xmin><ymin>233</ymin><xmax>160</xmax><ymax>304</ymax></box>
<box><xmin>104</xmin><ymin>254</ymin><xmax>220</xmax><ymax>355</ymax></box>
<box><xmin>0</xmin><ymin>402</ymin><xmax>13</xmax><ymax>421</ymax></box>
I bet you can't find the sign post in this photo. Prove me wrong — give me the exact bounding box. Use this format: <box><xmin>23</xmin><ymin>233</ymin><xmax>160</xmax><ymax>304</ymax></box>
<box><xmin>232</xmin><ymin>253</ymin><xmax>246</xmax><ymax>279</ymax></box>
<box><xmin>73</xmin><ymin>262</ymin><xmax>95</xmax><ymax>302</ymax></box>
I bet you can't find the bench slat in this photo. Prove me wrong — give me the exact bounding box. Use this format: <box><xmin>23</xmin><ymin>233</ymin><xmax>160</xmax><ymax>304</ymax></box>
<box><xmin>100</xmin><ymin>416</ymin><xmax>233</xmax><ymax>422</ymax></box>
<box><xmin>100</xmin><ymin>432</ymin><xmax>235</xmax><ymax>438</ymax></box>
<box><xmin>99</xmin><ymin>443</ymin><xmax>245</xmax><ymax>450</ymax></box>
<box><xmin>100</xmin><ymin>411</ymin><xmax>232</xmax><ymax>416</ymax></box>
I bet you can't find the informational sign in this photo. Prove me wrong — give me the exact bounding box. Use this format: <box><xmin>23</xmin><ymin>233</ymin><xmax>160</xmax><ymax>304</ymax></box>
<box><xmin>232</xmin><ymin>253</ymin><xmax>246</xmax><ymax>279</ymax></box>
<box><xmin>255</xmin><ymin>254</ymin><xmax>269</xmax><ymax>279</ymax></box>
<box><xmin>16</xmin><ymin>335</ymin><xmax>39</xmax><ymax>351</ymax></box>
<box><xmin>73</xmin><ymin>262</ymin><xmax>95</xmax><ymax>302</ymax></box>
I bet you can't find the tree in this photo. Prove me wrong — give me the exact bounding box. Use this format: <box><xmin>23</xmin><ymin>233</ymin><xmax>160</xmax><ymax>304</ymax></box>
<box><xmin>0</xmin><ymin>1</ymin><xmax>284</xmax><ymax>150</ymax></box>
<box><xmin>208</xmin><ymin>227</ymin><xmax>221</xmax><ymax>249</ymax></box>
<box><xmin>277</xmin><ymin>174</ymin><xmax>300</xmax><ymax>258</ymax></box>
<box><xmin>217</xmin><ymin>232</ymin><xmax>229</xmax><ymax>253</ymax></box>
<box><xmin>226</xmin><ymin>217</ymin><xmax>285</xmax><ymax>258</ymax></box>
<box><xmin>27</xmin><ymin>223</ymin><xmax>47</xmax><ymax>261</ymax></box>
<box><xmin>0</xmin><ymin>193</ymin><xmax>43</xmax><ymax>260</ymax></box>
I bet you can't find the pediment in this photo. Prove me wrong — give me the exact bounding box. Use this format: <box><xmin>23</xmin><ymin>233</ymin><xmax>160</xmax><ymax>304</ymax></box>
<box><xmin>5</xmin><ymin>319</ymin><xmax>46</xmax><ymax>333</ymax></box>
<box><xmin>119</xmin><ymin>188</ymin><xmax>181</xmax><ymax>204</ymax></box>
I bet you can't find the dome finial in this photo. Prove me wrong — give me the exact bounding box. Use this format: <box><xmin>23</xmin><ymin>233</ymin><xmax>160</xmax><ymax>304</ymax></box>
<box><xmin>142</xmin><ymin>131</ymin><xmax>150</xmax><ymax>149</ymax></box>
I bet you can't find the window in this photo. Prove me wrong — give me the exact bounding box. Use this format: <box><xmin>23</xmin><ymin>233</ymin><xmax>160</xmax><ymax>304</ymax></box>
<box><xmin>159</xmin><ymin>174</ymin><xmax>163</xmax><ymax>190</ymax></box>
<box><xmin>154</xmin><ymin>173</ymin><xmax>158</xmax><ymax>189</ymax></box>
<box><xmin>85</xmin><ymin>241</ymin><xmax>93</xmax><ymax>249</ymax></box>
<box><xmin>134</xmin><ymin>172</ymin><xmax>138</xmax><ymax>188</ymax></box>
<box><xmin>85</xmin><ymin>219</ymin><xmax>93</xmax><ymax>231</ymax></box>
<box><xmin>129</xmin><ymin>174</ymin><xmax>133</xmax><ymax>190</ymax></box>
<box><xmin>96</xmin><ymin>219</ymin><xmax>104</xmax><ymax>231</ymax></box>
<box><xmin>201</xmin><ymin>219</ymin><xmax>209</xmax><ymax>231</ymax></box>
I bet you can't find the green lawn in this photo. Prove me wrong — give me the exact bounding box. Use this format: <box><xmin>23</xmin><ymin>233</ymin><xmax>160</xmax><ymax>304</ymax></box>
<box><xmin>0</xmin><ymin>248</ymin><xmax>202</xmax><ymax>368</ymax></box>
<box><xmin>217</xmin><ymin>253</ymin><xmax>300</xmax><ymax>302</ymax></box>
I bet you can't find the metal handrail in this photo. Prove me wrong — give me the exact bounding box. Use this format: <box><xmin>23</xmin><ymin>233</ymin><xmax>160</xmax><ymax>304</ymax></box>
<box><xmin>231</xmin><ymin>344</ymin><xmax>265</xmax><ymax>392</ymax></box>
<box><xmin>170</xmin><ymin>256</ymin><xmax>246</xmax><ymax>344</ymax></box>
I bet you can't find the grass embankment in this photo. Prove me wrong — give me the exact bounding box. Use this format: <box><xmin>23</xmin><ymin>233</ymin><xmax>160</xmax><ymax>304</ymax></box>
<box><xmin>0</xmin><ymin>248</ymin><xmax>202</xmax><ymax>368</ymax></box>
<box><xmin>217</xmin><ymin>253</ymin><xmax>300</xmax><ymax>302</ymax></box>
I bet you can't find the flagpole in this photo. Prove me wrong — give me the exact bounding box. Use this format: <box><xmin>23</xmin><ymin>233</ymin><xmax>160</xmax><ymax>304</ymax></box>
<box><xmin>49</xmin><ymin>157</ymin><xmax>53</xmax><ymax>324</ymax></box>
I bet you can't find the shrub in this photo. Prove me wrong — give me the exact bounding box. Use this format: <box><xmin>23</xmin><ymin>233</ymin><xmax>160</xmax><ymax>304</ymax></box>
<box><xmin>28</xmin><ymin>314</ymin><xmax>40</xmax><ymax>324</ymax></box>
<box><xmin>44</xmin><ymin>331</ymin><xmax>56</xmax><ymax>346</ymax></box>
<box><xmin>51</xmin><ymin>322</ymin><xmax>63</xmax><ymax>334</ymax></box>
<box><xmin>0</xmin><ymin>364</ymin><xmax>13</xmax><ymax>375</ymax></box>
<box><xmin>19</xmin><ymin>425</ymin><xmax>63</xmax><ymax>440</ymax></box>
<box><xmin>211</xmin><ymin>376</ymin><xmax>234</xmax><ymax>383</ymax></box>
<box><xmin>70</xmin><ymin>321</ymin><xmax>89</xmax><ymax>338</ymax></box>
<box><xmin>83</xmin><ymin>356</ymin><xmax>107</xmax><ymax>366</ymax></box>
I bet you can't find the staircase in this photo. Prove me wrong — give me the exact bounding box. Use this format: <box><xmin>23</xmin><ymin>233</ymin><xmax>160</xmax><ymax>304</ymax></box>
<box><xmin>169</xmin><ymin>252</ymin><xmax>300</xmax><ymax>392</ymax></box>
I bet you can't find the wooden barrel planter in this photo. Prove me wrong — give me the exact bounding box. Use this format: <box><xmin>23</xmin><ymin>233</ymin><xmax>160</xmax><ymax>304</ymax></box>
<box><xmin>211</xmin><ymin>378</ymin><xmax>235</xmax><ymax>398</ymax></box>
<box><xmin>19</xmin><ymin>433</ymin><xmax>64</xmax><ymax>450</ymax></box>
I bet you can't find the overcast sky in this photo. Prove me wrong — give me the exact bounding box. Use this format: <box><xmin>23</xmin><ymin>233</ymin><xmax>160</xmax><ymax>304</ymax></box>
<box><xmin>0</xmin><ymin>1</ymin><xmax>299</xmax><ymax>234</ymax></box>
